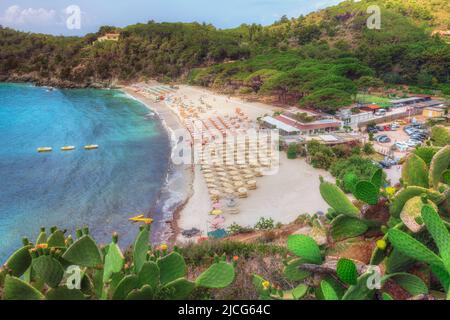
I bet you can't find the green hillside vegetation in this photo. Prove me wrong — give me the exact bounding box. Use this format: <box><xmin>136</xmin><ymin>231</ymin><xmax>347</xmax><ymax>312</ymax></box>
<box><xmin>0</xmin><ymin>0</ymin><xmax>449</xmax><ymax>107</ymax></box>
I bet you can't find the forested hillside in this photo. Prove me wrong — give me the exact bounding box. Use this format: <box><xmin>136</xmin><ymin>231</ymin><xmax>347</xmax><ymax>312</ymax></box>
<box><xmin>0</xmin><ymin>0</ymin><xmax>449</xmax><ymax>109</ymax></box>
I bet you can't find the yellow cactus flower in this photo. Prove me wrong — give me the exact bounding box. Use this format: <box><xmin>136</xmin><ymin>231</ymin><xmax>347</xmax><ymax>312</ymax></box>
<box><xmin>160</xmin><ymin>244</ymin><xmax>168</xmax><ymax>251</ymax></box>
<box><xmin>262</xmin><ymin>281</ymin><xmax>270</xmax><ymax>289</ymax></box>
<box><xmin>36</xmin><ymin>243</ymin><xmax>48</xmax><ymax>249</ymax></box>
<box><xmin>385</xmin><ymin>187</ymin><xmax>396</xmax><ymax>197</ymax></box>
<box><xmin>376</xmin><ymin>239</ymin><xmax>387</xmax><ymax>250</ymax></box>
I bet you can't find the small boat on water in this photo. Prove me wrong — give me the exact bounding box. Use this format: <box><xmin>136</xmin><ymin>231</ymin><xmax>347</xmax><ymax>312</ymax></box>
<box><xmin>37</xmin><ymin>147</ymin><xmax>52</xmax><ymax>153</ymax></box>
<box><xmin>84</xmin><ymin>144</ymin><xmax>99</xmax><ymax>150</ymax></box>
<box><xmin>129</xmin><ymin>214</ymin><xmax>144</xmax><ymax>222</ymax></box>
<box><xmin>129</xmin><ymin>214</ymin><xmax>153</xmax><ymax>224</ymax></box>
<box><xmin>61</xmin><ymin>146</ymin><xmax>75</xmax><ymax>151</ymax></box>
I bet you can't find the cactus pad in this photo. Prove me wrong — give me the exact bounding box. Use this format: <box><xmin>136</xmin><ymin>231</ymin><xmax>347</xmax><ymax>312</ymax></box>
<box><xmin>133</xmin><ymin>225</ymin><xmax>150</xmax><ymax>273</ymax></box>
<box><xmin>47</xmin><ymin>230</ymin><xmax>66</xmax><ymax>248</ymax></box>
<box><xmin>421</xmin><ymin>205</ymin><xmax>450</xmax><ymax>273</ymax></box>
<box><xmin>381</xmin><ymin>273</ymin><xmax>428</xmax><ymax>296</ymax></box>
<box><xmin>126</xmin><ymin>285</ymin><xmax>154</xmax><ymax>300</ymax></box>
<box><xmin>320</xmin><ymin>280</ymin><xmax>339</xmax><ymax>300</ymax></box>
<box><xmin>3</xmin><ymin>275</ymin><xmax>44</xmax><ymax>300</ymax></box>
<box><xmin>443</xmin><ymin>170</ymin><xmax>450</xmax><ymax>185</ymax></box>
<box><xmin>330</xmin><ymin>215</ymin><xmax>368</xmax><ymax>241</ymax></box>
<box><xmin>62</xmin><ymin>235</ymin><xmax>102</xmax><ymax>268</ymax></box>
<box><xmin>31</xmin><ymin>255</ymin><xmax>64</xmax><ymax>288</ymax></box>
<box><xmin>163</xmin><ymin>278</ymin><xmax>195</xmax><ymax>300</ymax></box>
<box><xmin>46</xmin><ymin>286</ymin><xmax>86</xmax><ymax>300</ymax></box>
<box><xmin>112</xmin><ymin>275</ymin><xmax>139</xmax><ymax>300</ymax></box>
<box><xmin>336</xmin><ymin>258</ymin><xmax>358</xmax><ymax>285</ymax></box>
<box><xmin>389</xmin><ymin>186</ymin><xmax>445</xmax><ymax>217</ymax></box>
<box><xmin>291</xmin><ymin>284</ymin><xmax>308</xmax><ymax>300</ymax></box>
<box><xmin>283</xmin><ymin>258</ymin><xmax>311</xmax><ymax>281</ymax></box>
<box><xmin>429</xmin><ymin>146</ymin><xmax>450</xmax><ymax>189</ymax></box>
<box><xmin>343</xmin><ymin>172</ymin><xmax>358</xmax><ymax>193</ymax></box>
<box><xmin>371</xmin><ymin>168</ymin><xmax>383</xmax><ymax>188</ymax></box>
<box><xmin>157</xmin><ymin>252</ymin><xmax>187</xmax><ymax>285</ymax></box>
<box><xmin>414</xmin><ymin>146</ymin><xmax>440</xmax><ymax>166</ymax></box>
<box><xmin>195</xmin><ymin>262</ymin><xmax>235</xmax><ymax>288</ymax></box>
<box><xmin>400</xmin><ymin>196</ymin><xmax>437</xmax><ymax>233</ymax></box>
<box><xmin>103</xmin><ymin>242</ymin><xmax>125</xmax><ymax>283</ymax></box>
<box><xmin>401</xmin><ymin>154</ymin><xmax>429</xmax><ymax>188</ymax></box>
<box><xmin>286</xmin><ymin>235</ymin><xmax>322</xmax><ymax>264</ymax></box>
<box><xmin>387</xmin><ymin>229</ymin><xmax>444</xmax><ymax>268</ymax></box>
<box><xmin>353</xmin><ymin>181</ymin><xmax>379</xmax><ymax>205</ymax></box>
<box><xmin>4</xmin><ymin>246</ymin><xmax>32</xmax><ymax>277</ymax></box>
<box><xmin>319</xmin><ymin>180</ymin><xmax>359</xmax><ymax>217</ymax></box>
<box><xmin>138</xmin><ymin>261</ymin><xmax>160</xmax><ymax>289</ymax></box>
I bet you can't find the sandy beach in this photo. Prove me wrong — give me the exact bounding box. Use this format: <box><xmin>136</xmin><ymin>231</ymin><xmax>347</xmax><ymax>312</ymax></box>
<box><xmin>122</xmin><ymin>82</ymin><xmax>332</xmax><ymax>244</ymax></box>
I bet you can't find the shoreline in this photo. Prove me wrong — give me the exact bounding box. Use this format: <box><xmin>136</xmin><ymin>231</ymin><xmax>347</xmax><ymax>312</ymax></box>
<box><xmin>121</xmin><ymin>86</ymin><xmax>194</xmax><ymax>245</ymax></box>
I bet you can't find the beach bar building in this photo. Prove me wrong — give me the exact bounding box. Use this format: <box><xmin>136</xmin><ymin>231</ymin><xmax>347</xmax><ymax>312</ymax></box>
<box><xmin>274</xmin><ymin>114</ymin><xmax>341</xmax><ymax>135</ymax></box>
<box><xmin>261</xmin><ymin>116</ymin><xmax>301</xmax><ymax>136</ymax></box>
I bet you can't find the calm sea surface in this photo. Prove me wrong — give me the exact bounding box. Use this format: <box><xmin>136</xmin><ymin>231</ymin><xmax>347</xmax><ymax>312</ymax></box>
<box><xmin>0</xmin><ymin>83</ymin><xmax>171</xmax><ymax>261</ymax></box>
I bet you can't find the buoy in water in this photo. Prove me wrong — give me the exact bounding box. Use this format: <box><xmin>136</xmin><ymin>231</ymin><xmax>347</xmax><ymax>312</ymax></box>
<box><xmin>37</xmin><ymin>147</ymin><xmax>52</xmax><ymax>153</ymax></box>
<box><xmin>84</xmin><ymin>144</ymin><xmax>99</xmax><ymax>150</ymax></box>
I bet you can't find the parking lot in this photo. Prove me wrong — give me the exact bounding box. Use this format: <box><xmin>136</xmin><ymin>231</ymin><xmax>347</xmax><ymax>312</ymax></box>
<box><xmin>368</xmin><ymin>119</ymin><xmax>429</xmax><ymax>158</ymax></box>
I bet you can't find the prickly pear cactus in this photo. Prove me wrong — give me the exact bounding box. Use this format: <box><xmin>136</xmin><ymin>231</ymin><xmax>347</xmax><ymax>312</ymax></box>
<box><xmin>103</xmin><ymin>233</ymin><xmax>125</xmax><ymax>283</ymax></box>
<box><xmin>414</xmin><ymin>146</ymin><xmax>440</xmax><ymax>166</ymax></box>
<box><xmin>133</xmin><ymin>224</ymin><xmax>150</xmax><ymax>273</ymax></box>
<box><xmin>387</xmin><ymin>229</ymin><xmax>443</xmax><ymax>267</ymax></box>
<box><xmin>421</xmin><ymin>205</ymin><xmax>450</xmax><ymax>273</ymax></box>
<box><xmin>157</xmin><ymin>252</ymin><xmax>187</xmax><ymax>285</ymax></box>
<box><xmin>336</xmin><ymin>258</ymin><xmax>357</xmax><ymax>285</ymax></box>
<box><xmin>400</xmin><ymin>195</ymin><xmax>437</xmax><ymax>233</ymax></box>
<box><xmin>353</xmin><ymin>181</ymin><xmax>379</xmax><ymax>205</ymax></box>
<box><xmin>401</xmin><ymin>154</ymin><xmax>429</xmax><ymax>188</ymax></box>
<box><xmin>4</xmin><ymin>244</ymin><xmax>32</xmax><ymax>277</ymax></box>
<box><xmin>287</xmin><ymin>235</ymin><xmax>322</xmax><ymax>264</ymax></box>
<box><xmin>429</xmin><ymin>146</ymin><xmax>450</xmax><ymax>189</ymax></box>
<box><xmin>283</xmin><ymin>258</ymin><xmax>311</xmax><ymax>281</ymax></box>
<box><xmin>319</xmin><ymin>178</ymin><xmax>359</xmax><ymax>217</ymax></box>
<box><xmin>62</xmin><ymin>231</ymin><xmax>102</xmax><ymax>268</ymax></box>
<box><xmin>3</xmin><ymin>275</ymin><xmax>44</xmax><ymax>300</ymax></box>
<box><xmin>343</xmin><ymin>172</ymin><xmax>358</xmax><ymax>193</ymax></box>
<box><xmin>389</xmin><ymin>186</ymin><xmax>445</xmax><ymax>218</ymax></box>
<box><xmin>330</xmin><ymin>215</ymin><xmax>368</xmax><ymax>241</ymax></box>
<box><xmin>195</xmin><ymin>262</ymin><xmax>235</xmax><ymax>288</ymax></box>
<box><xmin>31</xmin><ymin>254</ymin><xmax>65</xmax><ymax>288</ymax></box>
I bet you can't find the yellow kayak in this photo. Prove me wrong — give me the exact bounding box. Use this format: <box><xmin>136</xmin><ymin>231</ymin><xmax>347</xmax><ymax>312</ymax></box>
<box><xmin>37</xmin><ymin>147</ymin><xmax>52</xmax><ymax>153</ymax></box>
<box><xmin>61</xmin><ymin>146</ymin><xmax>75</xmax><ymax>151</ymax></box>
<box><xmin>84</xmin><ymin>144</ymin><xmax>99</xmax><ymax>150</ymax></box>
<box><xmin>129</xmin><ymin>215</ymin><xmax>144</xmax><ymax>222</ymax></box>
<box><xmin>129</xmin><ymin>215</ymin><xmax>153</xmax><ymax>224</ymax></box>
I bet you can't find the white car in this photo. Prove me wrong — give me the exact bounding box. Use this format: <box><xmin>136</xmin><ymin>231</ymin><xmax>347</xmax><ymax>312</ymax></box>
<box><xmin>405</xmin><ymin>139</ymin><xmax>421</xmax><ymax>147</ymax></box>
<box><xmin>395</xmin><ymin>142</ymin><xmax>409</xmax><ymax>152</ymax></box>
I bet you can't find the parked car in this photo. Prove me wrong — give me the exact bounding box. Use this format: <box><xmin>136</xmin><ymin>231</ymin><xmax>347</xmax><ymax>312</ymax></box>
<box><xmin>404</xmin><ymin>127</ymin><xmax>417</xmax><ymax>136</ymax></box>
<box><xmin>376</xmin><ymin>125</ymin><xmax>384</xmax><ymax>131</ymax></box>
<box><xmin>375</xmin><ymin>135</ymin><xmax>391</xmax><ymax>143</ymax></box>
<box><xmin>367</xmin><ymin>127</ymin><xmax>378</xmax><ymax>134</ymax></box>
<box><xmin>379</xmin><ymin>160</ymin><xmax>392</xmax><ymax>169</ymax></box>
<box><xmin>411</xmin><ymin>133</ymin><xmax>427</xmax><ymax>141</ymax></box>
<box><xmin>405</xmin><ymin>139</ymin><xmax>422</xmax><ymax>147</ymax></box>
<box><xmin>395</xmin><ymin>142</ymin><xmax>409</xmax><ymax>152</ymax></box>
<box><xmin>375</xmin><ymin>110</ymin><xmax>387</xmax><ymax>116</ymax></box>
<box><xmin>383</xmin><ymin>125</ymin><xmax>392</xmax><ymax>131</ymax></box>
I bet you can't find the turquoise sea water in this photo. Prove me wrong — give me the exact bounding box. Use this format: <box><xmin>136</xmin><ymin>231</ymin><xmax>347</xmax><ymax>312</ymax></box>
<box><xmin>0</xmin><ymin>83</ymin><xmax>171</xmax><ymax>261</ymax></box>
